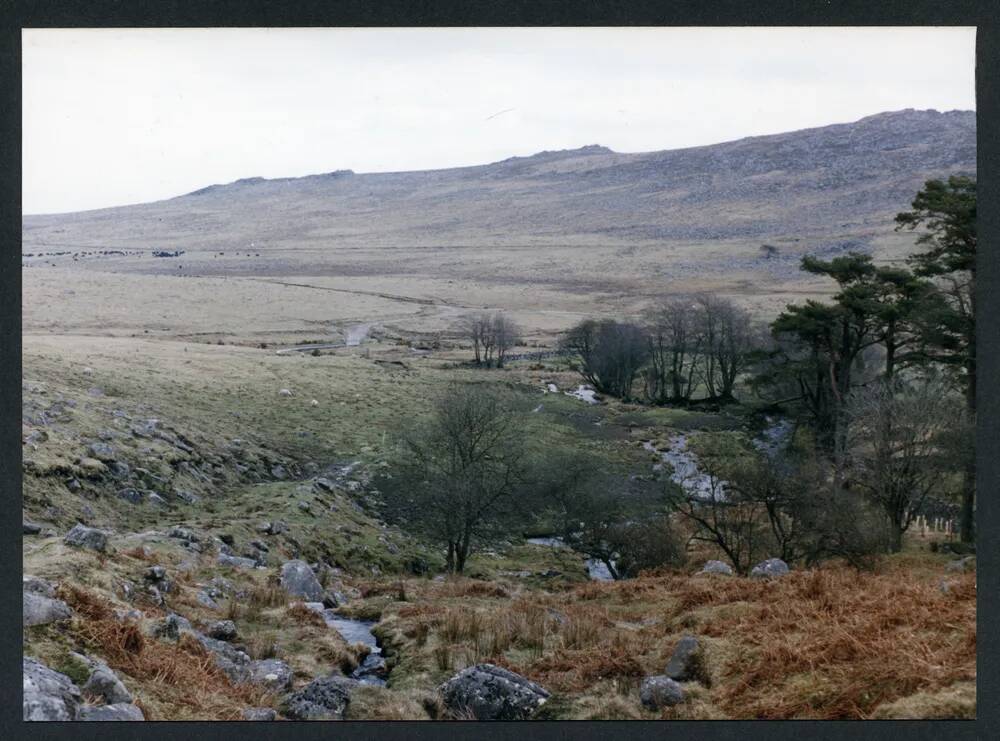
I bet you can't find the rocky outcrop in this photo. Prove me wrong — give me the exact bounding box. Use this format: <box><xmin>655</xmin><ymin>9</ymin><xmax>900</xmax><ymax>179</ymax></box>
<box><xmin>438</xmin><ymin>663</ymin><xmax>549</xmax><ymax>720</ymax></box>
<box><xmin>207</xmin><ymin>620</ymin><xmax>238</xmax><ymax>641</ymax></box>
<box><xmin>23</xmin><ymin>592</ymin><xmax>72</xmax><ymax>627</ymax></box>
<box><xmin>640</xmin><ymin>675</ymin><xmax>686</xmax><ymax>710</ymax></box>
<box><xmin>23</xmin><ymin>658</ymin><xmax>82</xmax><ymax>721</ymax></box>
<box><xmin>77</xmin><ymin>703</ymin><xmax>145</xmax><ymax>721</ymax></box>
<box><xmin>64</xmin><ymin>524</ymin><xmax>109</xmax><ymax>552</ymax></box>
<box><xmin>72</xmin><ymin>653</ymin><xmax>133</xmax><ymax>705</ymax></box>
<box><xmin>247</xmin><ymin>659</ymin><xmax>293</xmax><ymax>692</ymax></box>
<box><xmin>280</xmin><ymin>560</ymin><xmax>324</xmax><ymax>601</ymax></box>
<box><xmin>281</xmin><ymin>675</ymin><xmax>358</xmax><ymax>720</ymax></box>
<box><xmin>750</xmin><ymin>558</ymin><xmax>790</xmax><ymax>579</ymax></box>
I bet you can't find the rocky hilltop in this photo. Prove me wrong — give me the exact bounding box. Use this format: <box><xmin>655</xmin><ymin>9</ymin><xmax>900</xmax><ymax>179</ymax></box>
<box><xmin>23</xmin><ymin>109</ymin><xmax>975</xmax><ymax>250</ymax></box>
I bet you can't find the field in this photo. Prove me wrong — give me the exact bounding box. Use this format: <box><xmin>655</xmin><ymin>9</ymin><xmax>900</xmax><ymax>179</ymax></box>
<box><xmin>21</xmin><ymin>109</ymin><xmax>977</xmax><ymax>721</ymax></box>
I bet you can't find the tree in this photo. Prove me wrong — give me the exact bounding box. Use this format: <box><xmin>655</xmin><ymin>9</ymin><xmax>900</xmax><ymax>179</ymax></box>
<box><xmin>462</xmin><ymin>312</ymin><xmax>522</xmax><ymax>368</ymax></box>
<box><xmin>695</xmin><ymin>294</ymin><xmax>757</xmax><ymax>402</ymax></box>
<box><xmin>379</xmin><ymin>385</ymin><xmax>528</xmax><ymax>573</ymax></box>
<box><xmin>895</xmin><ymin>175</ymin><xmax>977</xmax><ymax>541</ymax></box>
<box><xmin>643</xmin><ymin>298</ymin><xmax>701</xmax><ymax>404</ymax></box>
<box><xmin>845</xmin><ymin>377</ymin><xmax>968</xmax><ymax>552</ymax></box>
<box><xmin>561</xmin><ymin>319</ymin><xmax>649</xmax><ymax>399</ymax></box>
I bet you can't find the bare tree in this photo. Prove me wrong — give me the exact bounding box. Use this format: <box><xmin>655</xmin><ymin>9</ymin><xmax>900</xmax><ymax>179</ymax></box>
<box><xmin>643</xmin><ymin>298</ymin><xmax>701</xmax><ymax>404</ymax></box>
<box><xmin>462</xmin><ymin>312</ymin><xmax>521</xmax><ymax>368</ymax></box>
<box><xmin>695</xmin><ymin>294</ymin><xmax>757</xmax><ymax>402</ymax></box>
<box><xmin>379</xmin><ymin>385</ymin><xmax>528</xmax><ymax>573</ymax></box>
<box><xmin>561</xmin><ymin>319</ymin><xmax>649</xmax><ymax>399</ymax></box>
<box><xmin>491</xmin><ymin>313</ymin><xmax>521</xmax><ymax>368</ymax></box>
<box><xmin>845</xmin><ymin>376</ymin><xmax>967</xmax><ymax>552</ymax></box>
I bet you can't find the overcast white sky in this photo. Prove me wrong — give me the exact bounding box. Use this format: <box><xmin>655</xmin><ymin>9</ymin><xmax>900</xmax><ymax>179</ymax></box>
<box><xmin>23</xmin><ymin>27</ymin><xmax>976</xmax><ymax>214</ymax></box>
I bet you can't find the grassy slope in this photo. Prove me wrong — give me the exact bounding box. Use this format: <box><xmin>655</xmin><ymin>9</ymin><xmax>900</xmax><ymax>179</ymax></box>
<box><xmin>23</xmin><ymin>331</ymin><xmax>976</xmax><ymax>720</ymax></box>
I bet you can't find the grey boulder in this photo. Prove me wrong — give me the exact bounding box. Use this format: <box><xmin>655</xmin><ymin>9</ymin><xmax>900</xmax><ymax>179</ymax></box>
<box><xmin>72</xmin><ymin>653</ymin><xmax>133</xmax><ymax>705</ymax></box>
<box><xmin>438</xmin><ymin>663</ymin><xmax>550</xmax><ymax>720</ymax></box>
<box><xmin>640</xmin><ymin>675</ymin><xmax>686</xmax><ymax>710</ymax></box>
<box><xmin>23</xmin><ymin>575</ymin><xmax>57</xmax><ymax>598</ymax></box>
<box><xmin>64</xmin><ymin>523</ymin><xmax>109</xmax><ymax>552</ymax></box>
<box><xmin>280</xmin><ymin>559</ymin><xmax>324</xmax><ymax>601</ymax></box>
<box><xmin>700</xmin><ymin>560</ymin><xmax>733</xmax><ymax>576</ymax></box>
<box><xmin>77</xmin><ymin>703</ymin><xmax>145</xmax><ymax>721</ymax></box>
<box><xmin>665</xmin><ymin>636</ymin><xmax>704</xmax><ymax>682</ymax></box>
<box><xmin>282</xmin><ymin>675</ymin><xmax>358</xmax><ymax>720</ymax></box>
<box><xmin>247</xmin><ymin>659</ymin><xmax>294</xmax><ymax>692</ymax></box>
<box><xmin>207</xmin><ymin>620</ymin><xmax>238</xmax><ymax>641</ymax></box>
<box><xmin>23</xmin><ymin>657</ymin><xmax>82</xmax><ymax>721</ymax></box>
<box><xmin>218</xmin><ymin>553</ymin><xmax>258</xmax><ymax>569</ymax></box>
<box><xmin>23</xmin><ymin>592</ymin><xmax>72</xmax><ymax>627</ymax></box>
<box><xmin>750</xmin><ymin>558</ymin><xmax>790</xmax><ymax>579</ymax></box>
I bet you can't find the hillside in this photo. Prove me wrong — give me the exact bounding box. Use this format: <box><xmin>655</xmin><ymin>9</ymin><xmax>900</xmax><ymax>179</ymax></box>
<box><xmin>24</xmin><ymin>109</ymin><xmax>974</xmax><ymax>252</ymax></box>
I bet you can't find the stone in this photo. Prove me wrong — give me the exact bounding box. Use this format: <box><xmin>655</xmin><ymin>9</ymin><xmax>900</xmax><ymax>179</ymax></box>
<box><xmin>700</xmin><ymin>560</ymin><xmax>733</xmax><ymax>576</ymax></box>
<box><xmin>23</xmin><ymin>657</ymin><xmax>82</xmax><ymax>721</ymax></box>
<box><xmin>640</xmin><ymin>675</ymin><xmax>686</xmax><ymax>709</ymax></box>
<box><xmin>271</xmin><ymin>465</ymin><xmax>288</xmax><ymax>480</ymax></box>
<box><xmin>242</xmin><ymin>707</ymin><xmax>277</xmax><ymax>721</ymax></box>
<box><xmin>279</xmin><ymin>388</ymin><xmax>293</xmax><ymax>397</ymax></box>
<box><xmin>118</xmin><ymin>488</ymin><xmax>145</xmax><ymax>505</ymax></box>
<box><xmin>23</xmin><ymin>592</ymin><xmax>72</xmax><ymax>627</ymax></box>
<box><xmin>665</xmin><ymin>636</ymin><xmax>704</xmax><ymax>682</ymax></box>
<box><xmin>73</xmin><ymin>653</ymin><xmax>133</xmax><ymax>704</ymax></box>
<box><xmin>153</xmin><ymin>613</ymin><xmax>193</xmax><ymax>640</ymax></box>
<box><xmin>314</xmin><ymin>477</ymin><xmax>335</xmax><ymax>492</ymax></box>
<box><xmin>108</xmin><ymin>461</ymin><xmax>131</xmax><ymax>479</ymax></box>
<box><xmin>208</xmin><ymin>620</ymin><xmax>238</xmax><ymax>641</ymax></box>
<box><xmin>218</xmin><ymin>553</ymin><xmax>258</xmax><ymax>570</ymax></box>
<box><xmin>281</xmin><ymin>675</ymin><xmax>358</xmax><ymax>720</ymax></box>
<box><xmin>66</xmin><ymin>478</ymin><xmax>82</xmax><ymax>492</ymax></box>
<box><xmin>219</xmin><ymin>533</ymin><xmax>235</xmax><ymax>546</ymax></box>
<box><xmin>76</xmin><ymin>457</ymin><xmax>108</xmax><ymax>477</ymax></box>
<box><xmin>246</xmin><ymin>659</ymin><xmax>293</xmax><ymax>692</ymax></box>
<box><xmin>438</xmin><ymin>663</ymin><xmax>550</xmax><ymax>720</ymax></box>
<box><xmin>64</xmin><ymin>523</ymin><xmax>109</xmax><ymax>552</ymax></box>
<box><xmin>145</xmin><ymin>566</ymin><xmax>167</xmax><ymax>582</ymax></box>
<box><xmin>87</xmin><ymin>442</ymin><xmax>115</xmax><ymax>460</ymax></box>
<box><xmin>23</xmin><ymin>521</ymin><xmax>42</xmax><ymax>535</ymax></box>
<box><xmin>77</xmin><ymin>703</ymin><xmax>145</xmax><ymax>721</ymax></box>
<box><xmin>250</xmin><ymin>539</ymin><xmax>269</xmax><ymax>552</ymax></box>
<box><xmin>169</xmin><ymin>526</ymin><xmax>198</xmax><ymax>543</ymax></box>
<box><xmin>23</xmin><ymin>575</ymin><xmax>56</xmax><ymax>598</ymax></box>
<box><xmin>197</xmin><ymin>591</ymin><xmax>220</xmax><ymax>610</ymax></box>
<box><xmin>750</xmin><ymin>558</ymin><xmax>790</xmax><ymax>579</ymax></box>
<box><xmin>174</xmin><ymin>489</ymin><xmax>200</xmax><ymax>504</ymax></box>
<box><xmin>297</xmin><ymin>500</ymin><xmax>311</xmax><ymax>512</ymax></box>
<box><xmin>280</xmin><ymin>560</ymin><xmax>324</xmax><ymax>601</ymax></box>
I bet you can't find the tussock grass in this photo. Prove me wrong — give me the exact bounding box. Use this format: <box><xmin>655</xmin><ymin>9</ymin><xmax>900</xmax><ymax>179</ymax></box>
<box><xmin>58</xmin><ymin>584</ymin><xmax>274</xmax><ymax>720</ymax></box>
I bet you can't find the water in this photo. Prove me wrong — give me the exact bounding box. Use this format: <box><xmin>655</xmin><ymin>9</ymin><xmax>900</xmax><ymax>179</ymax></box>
<box><xmin>565</xmin><ymin>385</ymin><xmax>599</xmax><ymax>404</ymax></box>
<box><xmin>322</xmin><ymin>610</ymin><xmax>387</xmax><ymax>686</ymax></box>
<box><xmin>643</xmin><ymin>418</ymin><xmax>793</xmax><ymax>500</ymax></box>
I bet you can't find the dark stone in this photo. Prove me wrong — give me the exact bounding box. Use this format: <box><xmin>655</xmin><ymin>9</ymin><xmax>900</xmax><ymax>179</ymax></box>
<box><xmin>438</xmin><ymin>663</ymin><xmax>550</xmax><ymax>720</ymax></box>
<box><xmin>77</xmin><ymin>703</ymin><xmax>145</xmax><ymax>721</ymax></box>
<box><xmin>281</xmin><ymin>675</ymin><xmax>358</xmax><ymax>720</ymax></box>
<box><xmin>750</xmin><ymin>558</ymin><xmax>790</xmax><ymax>579</ymax></box>
<box><xmin>640</xmin><ymin>675</ymin><xmax>686</xmax><ymax>709</ymax></box>
<box><xmin>665</xmin><ymin>636</ymin><xmax>705</xmax><ymax>682</ymax></box>
<box><xmin>64</xmin><ymin>523</ymin><xmax>109</xmax><ymax>552</ymax></box>
<box><xmin>23</xmin><ymin>521</ymin><xmax>42</xmax><ymax>535</ymax></box>
<box><xmin>208</xmin><ymin>620</ymin><xmax>238</xmax><ymax>641</ymax></box>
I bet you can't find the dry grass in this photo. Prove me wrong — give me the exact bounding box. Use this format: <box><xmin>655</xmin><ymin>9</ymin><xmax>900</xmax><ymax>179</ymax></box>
<box><xmin>58</xmin><ymin>584</ymin><xmax>274</xmax><ymax>720</ymax></box>
<box><xmin>285</xmin><ymin>602</ymin><xmax>326</xmax><ymax>627</ymax></box>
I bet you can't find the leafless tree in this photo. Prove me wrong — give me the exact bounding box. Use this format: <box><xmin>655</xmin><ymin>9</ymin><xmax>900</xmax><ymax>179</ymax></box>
<box><xmin>462</xmin><ymin>312</ymin><xmax>521</xmax><ymax>368</ymax></box>
<box><xmin>381</xmin><ymin>384</ymin><xmax>528</xmax><ymax>573</ymax></box>
<box><xmin>845</xmin><ymin>376</ymin><xmax>967</xmax><ymax>552</ymax></box>
<box><xmin>643</xmin><ymin>298</ymin><xmax>702</xmax><ymax>404</ymax></box>
<box><xmin>694</xmin><ymin>294</ymin><xmax>757</xmax><ymax>402</ymax></box>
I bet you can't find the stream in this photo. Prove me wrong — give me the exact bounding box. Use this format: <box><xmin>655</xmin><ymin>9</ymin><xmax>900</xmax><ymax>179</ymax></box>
<box><xmin>526</xmin><ymin>417</ymin><xmax>793</xmax><ymax>579</ymax></box>
<box><xmin>311</xmin><ymin>607</ymin><xmax>388</xmax><ymax>685</ymax></box>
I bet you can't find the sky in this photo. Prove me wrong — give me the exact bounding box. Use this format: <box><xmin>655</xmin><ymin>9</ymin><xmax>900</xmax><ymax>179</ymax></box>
<box><xmin>23</xmin><ymin>27</ymin><xmax>976</xmax><ymax>214</ymax></box>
